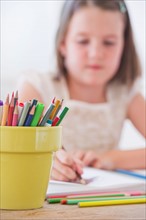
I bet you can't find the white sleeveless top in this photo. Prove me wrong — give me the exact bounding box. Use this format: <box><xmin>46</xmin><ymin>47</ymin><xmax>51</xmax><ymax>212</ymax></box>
<box><xmin>18</xmin><ymin>71</ymin><xmax>142</xmax><ymax>153</ymax></box>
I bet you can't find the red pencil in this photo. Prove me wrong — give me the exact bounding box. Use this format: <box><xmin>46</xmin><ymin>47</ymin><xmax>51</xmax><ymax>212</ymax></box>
<box><xmin>52</xmin><ymin>116</ymin><xmax>60</xmax><ymax>126</ymax></box>
<box><xmin>7</xmin><ymin>92</ymin><xmax>15</xmax><ymax>126</ymax></box>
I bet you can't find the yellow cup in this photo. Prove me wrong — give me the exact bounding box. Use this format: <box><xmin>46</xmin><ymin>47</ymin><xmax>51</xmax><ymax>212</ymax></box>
<box><xmin>0</xmin><ymin>126</ymin><xmax>62</xmax><ymax>210</ymax></box>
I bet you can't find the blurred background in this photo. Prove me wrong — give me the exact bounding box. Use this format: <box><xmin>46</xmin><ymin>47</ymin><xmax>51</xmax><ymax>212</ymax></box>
<box><xmin>1</xmin><ymin>0</ymin><xmax>145</xmax><ymax>149</ymax></box>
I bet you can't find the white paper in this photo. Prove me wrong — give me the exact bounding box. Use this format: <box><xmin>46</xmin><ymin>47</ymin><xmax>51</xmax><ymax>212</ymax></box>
<box><xmin>47</xmin><ymin>167</ymin><xmax>145</xmax><ymax>196</ymax></box>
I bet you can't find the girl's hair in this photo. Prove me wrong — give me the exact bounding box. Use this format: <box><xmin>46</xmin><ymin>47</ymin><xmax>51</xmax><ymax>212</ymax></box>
<box><xmin>55</xmin><ymin>0</ymin><xmax>141</xmax><ymax>86</ymax></box>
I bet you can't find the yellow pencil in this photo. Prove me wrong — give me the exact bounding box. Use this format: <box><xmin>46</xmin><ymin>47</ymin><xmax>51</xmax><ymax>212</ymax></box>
<box><xmin>79</xmin><ymin>197</ymin><xmax>146</xmax><ymax>207</ymax></box>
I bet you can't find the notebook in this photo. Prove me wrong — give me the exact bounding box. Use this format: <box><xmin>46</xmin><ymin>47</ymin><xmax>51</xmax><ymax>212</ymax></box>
<box><xmin>47</xmin><ymin>167</ymin><xmax>146</xmax><ymax>196</ymax></box>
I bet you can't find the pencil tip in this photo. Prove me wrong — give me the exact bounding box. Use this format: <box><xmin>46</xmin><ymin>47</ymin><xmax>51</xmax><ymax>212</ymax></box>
<box><xmin>52</xmin><ymin>97</ymin><xmax>56</xmax><ymax>103</ymax></box>
<box><xmin>61</xmin><ymin>200</ymin><xmax>67</xmax><ymax>204</ymax></box>
<box><xmin>15</xmin><ymin>90</ymin><xmax>18</xmax><ymax>98</ymax></box>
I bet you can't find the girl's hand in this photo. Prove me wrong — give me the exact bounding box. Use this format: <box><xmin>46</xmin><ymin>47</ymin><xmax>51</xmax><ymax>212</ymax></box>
<box><xmin>51</xmin><ymin>149</ymin><xmax>83</xmax><ymax>182</ymax></box>
<box><xmin>92</xmin><ymin>150</ymin><xmax>119</xmax><ymax>170</ymax></box>
<box><xmin>71</xmin><ymin>150</ymin><xmax>98</xmax><ymax>167</ymax></box>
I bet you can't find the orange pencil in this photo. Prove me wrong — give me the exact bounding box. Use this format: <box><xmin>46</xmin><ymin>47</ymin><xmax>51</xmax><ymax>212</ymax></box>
<box><xmin>1</xmin><ymin>94</ymin><xmax>9</xmax><ymax>126</ymax></box>
<box><xmin>49</xmin><ymin>99</ymin><xmax>61</xmax><ymax>120</ymax></box>
<box><xmin>7</xmin><ymin>92</ymin><xmax>15</xmax><ymax>126</ymax></box>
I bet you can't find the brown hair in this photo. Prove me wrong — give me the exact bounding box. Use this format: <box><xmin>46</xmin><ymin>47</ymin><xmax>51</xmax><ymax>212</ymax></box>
<box><xmin>55</xmin><ymin>0</ymin><xmax>141</xmax><ymax>86</ymax></box>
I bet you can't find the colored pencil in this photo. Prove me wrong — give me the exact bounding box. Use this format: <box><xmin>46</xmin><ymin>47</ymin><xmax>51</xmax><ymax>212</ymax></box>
<box><xmin>78</xmin><ymin>197</ymin><xmax>146</xmax><ymax>207</ymax></box>
<box><xmin>18</xmin><ymin>102</ymin><xmax>24</xmax><ymax>121</ymax></box>
<box><xmin>45</xmin><ymin>119</ymin><xmax>52</xmax><ymax>127</ymax></box>
<box><xmin>1</xmin><ymin>94</ymin><xmax>9</xmax><ymax>126</ymax></box>
<box><xmin>47</xmin><ymin>193</ymin><xmax>128</xmax><ymax>204</ymax></box>
<box><xmin>49</xmin><ymin>99</ymin><xmax>61</xmax><ymax>120</ymax></box>
<box><xmin>39</xmin><ymin>103</ymin><xmax>55</xmax><ymax>126</ymax></box>
<box><xmin>7</xmin><ymin>92</ymin><xmax>15</xmax><ymax>126</ymax></box>
<box><xmin>116</xmin><ymin>169</ymin><xmax>146</xmax><ymax>180</ymax></box>
<box><xmin>62</xmin><ymin>195</ymin><xmax>146</xmax><ymax>205</ymax></box>
<box><xmin>12</xmin><ymin>101</ymin><xmax>18</xmax><ymax>126</ymax></box>
<box><xmin>18</xmin><ymin>101</ymin><xmax>31</xmax><ymax>126</ymax></box>
<box><xmin>56</xmin><ymin>107</ymin><xmax>69</xmax><ymax>126</ymax></box>
<box><xmin>30</xmin><ymin>103</ymin><xmax>44</xmax><ymax>126</ymax></box>
<box><xmin>24</xmin><ymin>105</ymin><xmax>36</xmax><ymax>126</ymax></box>
<box><xmin>14</xmin><ymin>90</ymin><xmax>18</xmax><ymax>107</ymax></box>
<box><xmin>52</xmin><ymin>116</ymin><xmax>60</xmax><ymax>126</ymax></box>
<box><xmin>67</xmin><ymin>191</ymin><xmax>145</xmax><ymax>199</ymax></box>
<box><xmin>47</xmin><ymin>190</ymin><xmax>143</xmax><ymax>199</ymax></box>
<box><xmin>0</xmin><ymin>100</ymin><xmax>3</xmax><ymax>125</ymax></box>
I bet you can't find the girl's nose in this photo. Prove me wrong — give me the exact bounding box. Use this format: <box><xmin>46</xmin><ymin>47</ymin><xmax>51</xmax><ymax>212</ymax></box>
<box><xmin>88</xmin><ymin>43</ymin><xmax>104</xmax><ymax>60</ymax></box>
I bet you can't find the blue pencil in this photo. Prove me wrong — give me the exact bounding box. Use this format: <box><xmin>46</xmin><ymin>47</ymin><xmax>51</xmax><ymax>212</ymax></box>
<box><xmin>24</xmin><ymin>105</ymin><xmax>36</xmax><ymax>126</ymax></box>
<box><xmin>116</xmin><ymin>169</ymin><xmax>146</xmax><ymax>180</ymax></box>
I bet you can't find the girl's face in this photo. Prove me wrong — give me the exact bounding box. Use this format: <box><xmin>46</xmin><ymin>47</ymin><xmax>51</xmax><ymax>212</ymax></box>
<box><xmin>60</xmin><ymin>6</ymin><xmax>125</xmax><ymax>87</ymax></box>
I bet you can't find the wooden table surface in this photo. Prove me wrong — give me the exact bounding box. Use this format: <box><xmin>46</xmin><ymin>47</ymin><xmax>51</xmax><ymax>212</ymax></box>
<box><xmin>1</xmin><ymin>201</ymin><xmax>146</xmax><ymax>220</ymax></box>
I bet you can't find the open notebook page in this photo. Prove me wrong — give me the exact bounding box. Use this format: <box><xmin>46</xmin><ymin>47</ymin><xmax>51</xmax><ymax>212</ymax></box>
<box><xmin>47</xmin><ymin>167</ymin><xmax>145</xmax><ymax>196</ymax></box>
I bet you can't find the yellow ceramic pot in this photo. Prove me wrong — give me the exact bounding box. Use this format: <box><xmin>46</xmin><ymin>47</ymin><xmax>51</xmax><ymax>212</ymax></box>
<box><xmin>0</xmin><ymin>126</ymin><xmax>62</xmax><ymax>210</ymax></box>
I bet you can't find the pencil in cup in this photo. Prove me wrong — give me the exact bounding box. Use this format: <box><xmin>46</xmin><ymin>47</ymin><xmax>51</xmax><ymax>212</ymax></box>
<box><xmin>39</xmin><ymin>103</ymin><xmax>55</xmax><ymax>126</ymax></box>
<box><xmin>49</xmin><ymin>99</ymin><xmax>61</xmax><ymax>120</ymax></box>
<box><xmin>1</xmin><ymin>94</ymin><xmax>9</xmax><ymax>126</ymax></box>
<box><xmin>30</xmin><ymin>103</ymin><xmax>44</xmax><ymax>126</ymax></box>
<box><xmin>12</xmin><ymin>102</ymin><xmax>19</xmax><ymax>126</ymax></box>
<box><xmin>56</xmin><ymin>107</ymin><xmax>69</xmax><ymax>126</ymax></box>
<box><xmin>18</xmin><ymin>101</ymin><xmax>31</xmax><ymax>126</ymax></box>
<box><xmin>78</xmin><ymin>197</ymin><xmax>146</xmax><ymax>207</ymax></box>
<box><xmin>7</xmin><ymin>92</ymin><xmax>14</xmax><ymax>126</ymax></box>
<box><xmin>24</xmin><ymin>105</ymin><xmax>36</xmax><ymax>126</ymax></box>
<box><xmin>0</xmin><ymin>100</ymin><xmax>3</xmax><ymax>125</ymax></box>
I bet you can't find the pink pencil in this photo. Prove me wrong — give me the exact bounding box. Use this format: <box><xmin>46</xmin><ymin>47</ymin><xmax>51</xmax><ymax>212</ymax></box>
<box><xmin>47</xmin><ymin>191</ymin><xmax>143</xmax><ymax>199</ymax></box>
<box><xmin>12</xmin><ymin>101</ymin><xmax>18</xmax><ymax>126</ymax></box>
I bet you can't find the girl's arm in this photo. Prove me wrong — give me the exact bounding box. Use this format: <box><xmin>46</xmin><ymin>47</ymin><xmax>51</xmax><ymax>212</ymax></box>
<box><xmin>93</xmin><ymin>148</ymin><xmax>146</xmax><ymax>170</ymax></box>
<box><xmin>127</xmin><ymin>93</ymin><xmax>145</xmax><ymax>137</ymax></box>
<box><xmin>93</xmin><ymin>94</ymin><xmax>146</xmax><ymax>170</ymax></box>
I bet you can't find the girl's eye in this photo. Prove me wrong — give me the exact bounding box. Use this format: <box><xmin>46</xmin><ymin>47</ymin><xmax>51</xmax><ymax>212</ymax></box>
<box><xmin>76</xmin><ymin>39</ymin><xmax>89</xmax><ymax>45</ymax></box>
<box><xmin>103</xmin><ymin>41</ymin><xmax>115</xmax><ymax>46</ymax></box>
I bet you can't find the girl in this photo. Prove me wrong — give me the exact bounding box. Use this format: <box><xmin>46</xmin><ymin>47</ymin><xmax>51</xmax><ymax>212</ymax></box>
<box><xmin>18</xmin><ymin>0</ymin><xmax>146</xmax><ymax>182</ymax></box>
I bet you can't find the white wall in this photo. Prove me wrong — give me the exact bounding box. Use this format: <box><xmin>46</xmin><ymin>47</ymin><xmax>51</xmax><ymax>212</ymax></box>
<box><xmin>1</xmin><ymin>0</ymin><xmax>145</xmax><ymax>149</ymax></box>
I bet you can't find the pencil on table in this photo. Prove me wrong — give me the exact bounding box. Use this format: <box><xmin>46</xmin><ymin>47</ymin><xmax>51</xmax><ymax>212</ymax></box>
<box><xmin>47</xmin><ymin>193</ymin><xmax>128</xmax><ymax>204</ymax></box>
<box><xmin>78</xmin><ymin>197</ymin><xmax>146</xmax><ymax>207</ymax></box>
<box><xmin>61</xmin><ymin>195</ymin><xmax>146</xmax><ymax>205</ymax></box>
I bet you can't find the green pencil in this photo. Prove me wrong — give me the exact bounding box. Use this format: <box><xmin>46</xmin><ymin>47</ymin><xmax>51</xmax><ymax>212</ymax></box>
<box><xmin>30</xmin><ymin>103</ymin><xmax>44</xmax><ymax>126</ymax></box>
<box><xmin>56</xmin><ymin>107</ymin><xmax>69</xmax><ymax>126</ymax></box>
<box><xmin>47</xmin><ymin>193</ymin><xmax>127</xmax><ymax>204</ymax></box>
<box><xmin>63</xmin><ymin>196</ymin><xmax>146</xmax><ymax>205</ymax></box>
